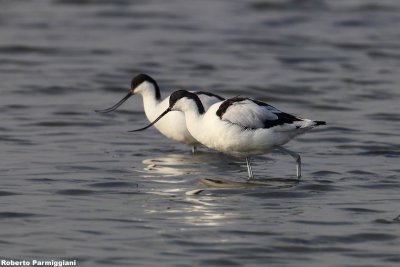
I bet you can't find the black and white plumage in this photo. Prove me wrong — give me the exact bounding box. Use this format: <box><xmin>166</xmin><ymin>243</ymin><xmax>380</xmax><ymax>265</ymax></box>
<box><xmin>96</xmin><ymin>74</ymin><xmax>224</xmax><ymax>153</ymax></box>
<box><xmin>132</xmin><ymin>90</ymin><xmax>326</xmax><ymax>180</ymax></box>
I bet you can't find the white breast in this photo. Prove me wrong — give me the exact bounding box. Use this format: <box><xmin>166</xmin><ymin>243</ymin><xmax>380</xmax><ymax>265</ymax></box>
<box><xmin>142</xmin><ymin>92</ymin><xmax>223</xmax><ymax>146</ymax></box>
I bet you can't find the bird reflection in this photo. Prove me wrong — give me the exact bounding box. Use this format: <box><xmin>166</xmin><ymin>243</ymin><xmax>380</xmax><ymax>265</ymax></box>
<box><xmin>139</xmin><ymin>151</ymin><xmax>300</xmax><ymax>227</ymax></box>
<box><xmin>182</xmin><ymin>195</ymin><xmax>237</xmax><ymax>227</ymax></box>
<box><xmin>141</xmin><ymin>151</ymin><xmax>241</xmax><ymax>177</ymax></box>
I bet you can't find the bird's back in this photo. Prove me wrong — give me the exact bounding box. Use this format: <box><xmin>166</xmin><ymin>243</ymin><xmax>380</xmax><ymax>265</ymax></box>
<box><xmin>216</xmin><ymin>97</ymin><xmax>306</xmax><ymax>130</ymax></box>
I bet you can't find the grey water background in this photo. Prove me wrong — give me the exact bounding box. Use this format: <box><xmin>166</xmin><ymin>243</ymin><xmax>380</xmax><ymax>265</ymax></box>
<box><xmin>1</xmin><ymin>0</ymin><xmax>400</xmax><ymax>266</ymax></box>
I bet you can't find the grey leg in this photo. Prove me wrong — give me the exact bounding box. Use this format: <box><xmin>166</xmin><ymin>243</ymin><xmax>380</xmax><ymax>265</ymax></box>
<box><xmin>277</xmin><ymin>147</ymin><xmax>301</xmax><ymax>179</ymax></box>
<box><xmin>246</xmin><ymin>157</ymin><xmax>254</xmax><ymax>180</ymax></box>
<box><xmin>192</xmin><ymin>146</ymin><xmax>197</xmax><ymax>154</ymax></box>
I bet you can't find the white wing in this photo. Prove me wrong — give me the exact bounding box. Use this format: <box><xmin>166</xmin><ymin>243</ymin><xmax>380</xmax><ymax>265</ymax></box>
<box><xmin>217</xmin><ymin>98</ymin><xmax>302</xmax><ymax>129</ymax></box>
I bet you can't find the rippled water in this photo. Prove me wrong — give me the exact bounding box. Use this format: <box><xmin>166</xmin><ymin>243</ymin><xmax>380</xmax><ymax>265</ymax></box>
<box><xmin>1</xmin><ymin>0</ymin><xmax>400</xmax><ymax>266</ymax></box>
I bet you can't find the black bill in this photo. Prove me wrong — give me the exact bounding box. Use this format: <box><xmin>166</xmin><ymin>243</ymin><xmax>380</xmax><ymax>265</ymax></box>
<box><xmin>129</xmin><ymin>108</ymin><xmax>171</xmax><ymax>132</ymax></box>
<box><xmin>95</xmin><ymin>92</ymin><xmax>132</xmax><ymax>113</ymax></box>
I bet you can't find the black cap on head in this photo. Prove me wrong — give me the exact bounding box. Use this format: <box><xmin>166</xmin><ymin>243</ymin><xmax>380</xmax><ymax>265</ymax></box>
<box><xmin>130</xmin><ymin>73</ymin><xmax>161</xmax><ymax>100</ymax></box>
<box><xmin>169</xmin><ymin>90</ymin><xmax>205</xmax><ymax>114</ymax></box>
<box><xmin>169</xmin><ymin>90</ymin><xmax>191</xmax><ymax>106</ymax></box>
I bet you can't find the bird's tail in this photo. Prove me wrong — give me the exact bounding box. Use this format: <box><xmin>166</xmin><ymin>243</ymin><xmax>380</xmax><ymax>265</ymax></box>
<box><xmin>297</xmin><ymin>119</ymin><xmax>326</xmax><ymax>130</ymax></box>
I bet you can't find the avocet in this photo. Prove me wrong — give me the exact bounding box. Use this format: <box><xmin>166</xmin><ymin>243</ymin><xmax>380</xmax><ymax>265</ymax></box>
<box><xmin>96</xmin><ymin>74</ymin><xmax>224</xmax><ymax>153</ymax></box>
<box><xmin>132</xmin><ymin>90</ymin><xmax>326</xmax><ymax>180</ymax></box>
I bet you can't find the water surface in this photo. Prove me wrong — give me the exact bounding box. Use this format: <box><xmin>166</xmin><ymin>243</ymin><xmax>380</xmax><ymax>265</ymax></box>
<box><xmin>1</xmin><ymin>0</ymin><xmax>400</xmax><ymax>266</ymax></box>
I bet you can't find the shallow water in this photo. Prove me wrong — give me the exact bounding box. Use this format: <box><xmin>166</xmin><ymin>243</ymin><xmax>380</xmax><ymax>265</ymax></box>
<box><xmin>1</xmin><ymin>0</ymin><xmax>400</xmax><ymax>266</ymax></box>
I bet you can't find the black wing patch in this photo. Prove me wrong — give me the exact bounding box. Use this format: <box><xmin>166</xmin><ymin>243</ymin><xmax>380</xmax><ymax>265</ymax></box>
<box><xmin>216</xmin><ymin>97</ymin><xmax>247</xmax><ymax>118</ymax></box>
<box><xmin>263</xmin><ymin>112</ymin><xmax>302</xmax><ymax>128</ymax></box>
<box><xmin>216</xmin><ymin>97</ymin><xmax>303</xmax><ymax>129</ymax></box>
<box><xmin>251</xmin><ymin>99</ymin><xmax>302</xmax><ymax>127</ymax></box>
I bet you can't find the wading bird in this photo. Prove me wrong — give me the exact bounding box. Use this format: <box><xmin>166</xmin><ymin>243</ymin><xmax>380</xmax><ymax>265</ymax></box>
<box><xmin>131</xmin><ymin>90</ymin><xmax>326</xmax><ymax>180</ymax></box>
<box><xmin>96</xmin><ymin>74</ymin><xmax>224</xmax><ymax>153</ymax></box>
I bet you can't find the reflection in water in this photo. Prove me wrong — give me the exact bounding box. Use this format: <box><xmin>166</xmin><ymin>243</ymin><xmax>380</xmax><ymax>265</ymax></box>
<box><xmin>141</xmin><ymin>153</ymin><xmax>202</xmax><ymax>177</ymax></box>
<box><xmin>140</xmin><ymin>152</ymin><xmax>300</xmax><ymax>198</ymax></box>
<box><xmin>143</xmin><ymin>193</ymin><xmax>237</xmax><ymax>227</ymax></box>
<box><xmin>140</xmin><ymin>152</ymin><xmax>242</xmax><ymax>226</ymax></box>
<box><xmin>144</xmin><ymin>163</ymin><xmax>191</xmax><ymax>176</ymax></box>
<box><xmin>182</xmin><ymin>195</ymin><xmax>237</xmax><ymax>227</ymax></box>
<box><xmin>196</xmin><ymin>177</ymin><xmax>299</xmax><ymax>190</ymax></box>
<box><xmin>141</xmin><ymin>152</ymin><xmax>241</xmax><ymax>177</ymax></box>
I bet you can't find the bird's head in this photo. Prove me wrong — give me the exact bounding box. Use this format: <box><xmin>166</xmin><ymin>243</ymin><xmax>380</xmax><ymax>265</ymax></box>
<box><xmin>95</xmin><ymin>73</ymin><xmax>159</xmax><ymax>113</ymax></box>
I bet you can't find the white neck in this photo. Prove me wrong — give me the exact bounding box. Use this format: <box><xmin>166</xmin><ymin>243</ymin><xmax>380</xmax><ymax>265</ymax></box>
<box><xmin>134</xmin><ymin>82</ymin><xmax>163</xmax><ymax>121</ymax></box>
<box><xmin>177</xmin><ymin>99</ymin><xmax>204</xmax><ymax>134</ymax></box>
